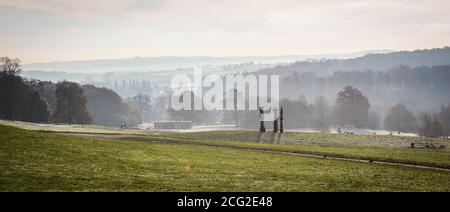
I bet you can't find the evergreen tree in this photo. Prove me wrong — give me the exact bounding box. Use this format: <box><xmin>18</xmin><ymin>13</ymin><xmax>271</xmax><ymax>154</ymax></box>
<box><xmin>384</xmin><ymin>104</ymin><xmax>417</xmax><ymax>133</ymax></box>
<box><xmin>53</xmin><ymin>81</ymin><xmax>91</xmax><ymax>124</ymax></box>
<box><xmin>0</xmin><ymin>57</ymin><xmax>50</xmax><ymax>123</ymax></box>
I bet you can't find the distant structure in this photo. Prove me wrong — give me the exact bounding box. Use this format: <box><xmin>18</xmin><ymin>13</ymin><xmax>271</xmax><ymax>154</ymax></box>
<box><xmin>154</xmin><ymin>121</ymin><xmax>192</xmax><ymax>130</ymax></box>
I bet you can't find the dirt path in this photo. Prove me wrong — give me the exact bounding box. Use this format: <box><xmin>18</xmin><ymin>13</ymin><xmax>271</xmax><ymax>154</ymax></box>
<box><xmin>58</xmin><ymin>132</ymin><xmax>450</xmax><ymax>172</ymax></box>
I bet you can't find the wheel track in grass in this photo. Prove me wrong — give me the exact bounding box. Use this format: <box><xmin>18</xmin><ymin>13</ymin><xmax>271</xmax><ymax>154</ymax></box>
<box><xmin>56</xmin><ymin>132</ymin><xmax>450</xmax><ymax>172</ymax></box>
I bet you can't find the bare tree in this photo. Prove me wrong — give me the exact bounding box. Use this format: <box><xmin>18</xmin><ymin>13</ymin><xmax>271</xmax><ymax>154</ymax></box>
<box><xmin>0</xmin><ymin>57</ymin><xmax>22</xmax><ymax>76</ymax></box>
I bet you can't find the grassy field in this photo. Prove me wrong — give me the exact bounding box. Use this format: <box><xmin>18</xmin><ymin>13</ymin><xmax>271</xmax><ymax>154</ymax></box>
<box><xmin>159</xmin><ymin>131</ymin><xmax>450</xmax><ymax>169</ymax></box>
<box><xmin>2</xmin><ymin>120</ymin><xmax>449</xmax><ymax>168</ymax></box>
<box><xmin>1</xmin><ymin>123</ymin><xmax>450</xmax><ymax>191</ymax></box>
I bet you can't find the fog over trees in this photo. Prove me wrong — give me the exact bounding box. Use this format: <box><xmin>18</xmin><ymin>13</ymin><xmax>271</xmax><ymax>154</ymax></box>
<box><xmin>439</xmin><ymin>105</ymin><xmax>450</xmax><ymax>136</ymax></box>
<box><xmin>53</xmin><ymin>81</ymin><xmax>91</xmax><ymax>124</ymax></box>
<box><xmin>3</xmin><ymin>47</ymin><xmax>450</xmax><ymax>137</ymax></box>
<box><xmin>167</xmin><ymin>91</ymin><xmax>215</xmax><ymax>124</ymax></box>
<box><xmin>1</xmin><ymin>57</ymin><xmax>143</xmax><ymax>127</ymax></box>
<box><xmin>418</xmin><ymin>113</ymin><xmax>445</xmax><ymax>138</ymax></box>
<box><xmin>259</xmin><ymin>47</ymin><xmax>450</xmax><ymax>77</ymax></box>
<box><xmin>254</xmin><ymin>47</ymin><xmax>450</xmax><ymax>135</ymax></box>
<box><xmin>384</xmin><ymin>104</ymin><xmax>418</xmax><ymax>133</ymax></box>
<box><xmin>126</xmin><ymin>94</ymin><xmax>153</xmax><ymax>122</ymax></box>
<box><xmin>83</xmin><ymin>85</ymin><xmax>142</xmax><ymax>127</ymax></box>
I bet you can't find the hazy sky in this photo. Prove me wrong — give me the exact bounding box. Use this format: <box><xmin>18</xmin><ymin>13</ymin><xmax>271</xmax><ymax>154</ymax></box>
<box><xmin>1</xmin><ymin>0</ymin><xmax>449</xmax><ymax>63</ymax></box>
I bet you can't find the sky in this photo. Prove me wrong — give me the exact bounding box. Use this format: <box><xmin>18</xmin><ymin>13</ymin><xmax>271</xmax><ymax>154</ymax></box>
<box><xmin>0</xmin><ymin>0</ymin><xmax>449</xmax><ymax>63</ymax></box>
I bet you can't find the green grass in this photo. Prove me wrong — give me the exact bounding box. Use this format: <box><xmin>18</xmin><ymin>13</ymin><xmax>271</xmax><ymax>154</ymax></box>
<box><xmin>1</xmin><ymin>124</ymin><xmax>450</xmax><ymax>191</ymax></box>
<box><xmin>112</xmin><ymin>130</ymin><xmax>450</xmax><ymax>170</ymax></box>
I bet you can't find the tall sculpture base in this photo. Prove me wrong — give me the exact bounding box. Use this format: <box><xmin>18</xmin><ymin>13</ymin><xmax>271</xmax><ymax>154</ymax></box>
<box><xmin>273</xmin><ymin>119</ymin><xmax>278</xmax><ymax>133</ymax></box>
<box><xmin>260</xmin><ymin>121</ymin><xmax>266</xmax><ymax>133</ymax></box>
<box><xmin>280</xmin><ymin>120</ymin><xmax>284</xmax><ymax>133</ymax></box>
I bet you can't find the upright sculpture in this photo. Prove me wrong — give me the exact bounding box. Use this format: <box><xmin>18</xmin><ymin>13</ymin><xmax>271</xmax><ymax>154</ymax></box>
<box><xmin>280</xmin><ymin>106</ymin><xmax>284</xmax><ymax>133</ymax></box>
<box><xmin>273</xmin><ymin>107</ymin><xmax>279</xmax><ymax>133</ymax></box>
<box><xmin>259</xmin><ymin>107</ymin><xmax>266</xmax><ymax>133</ymax></box>
<box><xmin>259</xmin><ymin>106</ymin><xmax>284</xmax><ymax>133</ymax></box>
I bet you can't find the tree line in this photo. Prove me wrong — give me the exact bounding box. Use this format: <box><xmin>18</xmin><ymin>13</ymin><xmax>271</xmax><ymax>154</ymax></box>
<box><xmin>160</xmin><ymin>84</ymin><xmax>450</xmax><ymax>138</ymax></box>
<box><xmin>280</xmin><ymin>65</ymin><xmax>450</xmax><ymax>113</ymax></box>
<box><xmin>2</xmin><ymin>57</ymin><xmax>449</xmax><ymax>137</ymax></box>
<box><xmin>0</xmin><ymin>57</ymin><xmax>142</xmax><ymax>127</ymax></box>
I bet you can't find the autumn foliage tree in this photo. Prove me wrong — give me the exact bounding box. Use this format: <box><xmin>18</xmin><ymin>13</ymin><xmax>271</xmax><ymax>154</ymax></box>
<box><xmin>336</xmin><ymin>86</ymin><xmax>370</xmax><ymax>128</ymax></box>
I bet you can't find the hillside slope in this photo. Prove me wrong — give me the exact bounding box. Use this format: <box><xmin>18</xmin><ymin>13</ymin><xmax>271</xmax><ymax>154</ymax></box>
<box><xmin>259</xmin><ymin>47</ymin><xmax>450</xmax><ymax>78</ymax></box>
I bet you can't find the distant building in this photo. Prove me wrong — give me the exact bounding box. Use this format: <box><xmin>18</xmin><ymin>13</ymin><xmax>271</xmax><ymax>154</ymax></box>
<box><xmin>154</xmin><ymin>121</ymin><xmax>192</xmax><ymax>130</ymax></box>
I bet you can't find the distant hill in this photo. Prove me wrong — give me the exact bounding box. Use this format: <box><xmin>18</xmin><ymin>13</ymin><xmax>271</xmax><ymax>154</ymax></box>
<box><xmin>262</xmin><ymin>47</ymin><xmax>450</xmax><ymax>112</ymax></box>
<box><xmin>22</xmin><ymin>50</ymin><xmax>392</xmax><ymax>73</ymax></box>
<box><xmin>259</xmin><ymin>47</ymin><xmax>450</xmax><ymax>78</ymax></box>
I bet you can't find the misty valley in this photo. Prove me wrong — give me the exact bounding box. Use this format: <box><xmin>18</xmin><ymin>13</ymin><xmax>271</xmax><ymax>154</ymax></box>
<box><xmin>3</xmin><ymin>47</ymin><xmax>449</xmax><ymax>138</ymax></box>
<box><xmin>1</xmin><ymin>0</ymin><xmax>450</xmax><ymax>194</ymax></box>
